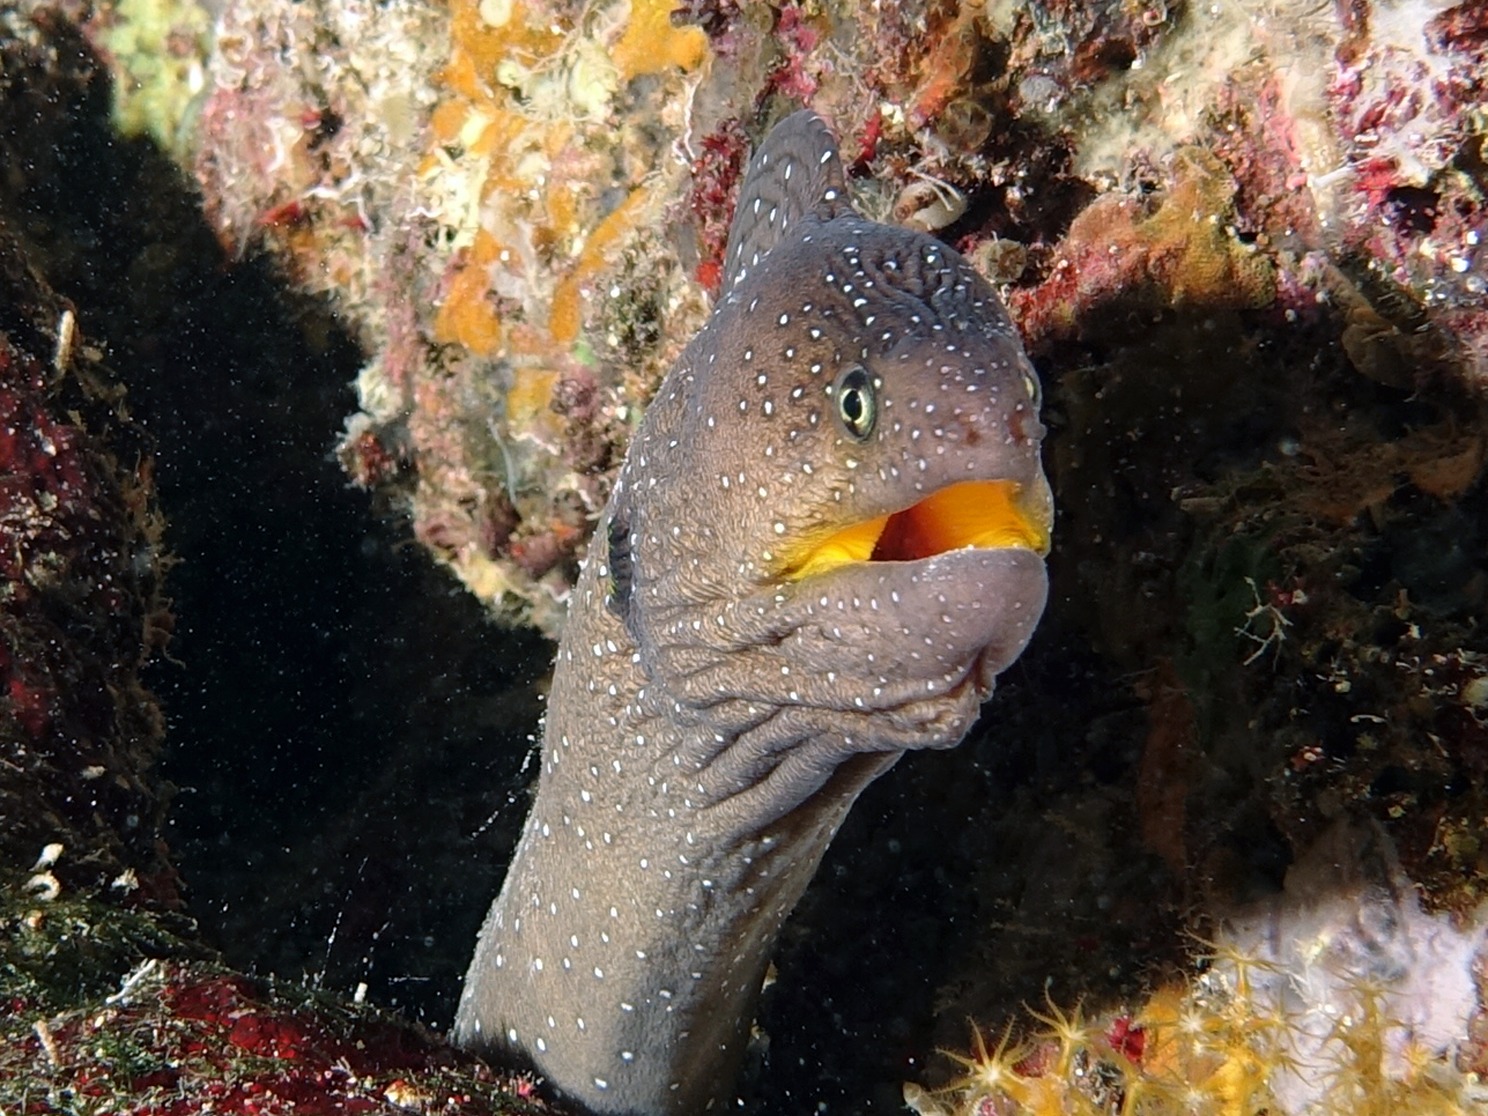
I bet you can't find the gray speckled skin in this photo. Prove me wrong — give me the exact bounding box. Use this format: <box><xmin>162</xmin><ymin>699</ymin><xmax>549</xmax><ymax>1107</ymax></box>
<box><xmin>453</xmin><ymin>112</ymin><xmax>1052</xmax><ymax>1115</ymax></box>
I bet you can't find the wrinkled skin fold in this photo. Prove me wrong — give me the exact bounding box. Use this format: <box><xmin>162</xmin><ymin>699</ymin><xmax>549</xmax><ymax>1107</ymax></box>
<box><xmin>453</xmin><ymin>111</ymin><xmax>1053</xmax><ymax>1115</ymax></box>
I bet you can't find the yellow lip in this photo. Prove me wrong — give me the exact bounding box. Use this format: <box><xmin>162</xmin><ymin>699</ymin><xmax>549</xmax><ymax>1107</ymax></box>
<box><xmin>781</xmin><ymin>479</ymin><xmax>1052</xmax><ymax>582</ymax></box>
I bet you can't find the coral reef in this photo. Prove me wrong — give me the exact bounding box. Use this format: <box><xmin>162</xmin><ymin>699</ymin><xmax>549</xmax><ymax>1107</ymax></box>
<box><xmin>1008</xmin><ymin>145</ymin><xmax>1277</xmax><ymax>341</ymax></box>
<box><xmin>5</xmin><ymin>0</ymin><xmax>1484</xmax><ymax>1110</ymax></box>
<box><xmin>185</xmin><ymin>0</ymin><xmax>1186</xmax><ymax>632</ymax></box>
<box><xmin>0</xmin><ymin>221</ymin><xmax>176</xmax><ymax>907</ymax></box>
<box><xmin>196</xmin><ymin>0</ymin><xmax>717</xmax><ymax>632</ymax></box>
<box><xmin>187</xmin><ymin>0</ymin><xmax>1487</xmax><ymax>633</ymax></box>
<box><xmin>0</xmin><ymin>13</ymin><xmax>562</xmax><ymax>1113</ymax></box>
<box><xmin>93</xmin><ymin>0</ymin><xmax>212</xmax><ymax>156</ymax></box>
<box><xmin>908</xmin><ymin>825</ymin><xmax>1488</xmax><ymax>1116</ymax></box>
<box><xmin>861</xmin><ymin>5</ymin><xmax>1488</xmax><ymax>1110</ymax></box>
<box><xmin>0</xmin><ymin>949</ymin><xmax>553</xmax><ymax>1115</ymax></box>
<box><xmin>997</xmin><ymin>0</ymin><xmax>1487</xmax><ymax>370</ymax></box>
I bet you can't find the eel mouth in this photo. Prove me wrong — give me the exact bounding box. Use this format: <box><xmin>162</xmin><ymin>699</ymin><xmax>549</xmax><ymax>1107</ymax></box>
<box><xmin>782</xmin><ymin>478</ymin><xmax>1052</xmax><ymax>582</ymax></box>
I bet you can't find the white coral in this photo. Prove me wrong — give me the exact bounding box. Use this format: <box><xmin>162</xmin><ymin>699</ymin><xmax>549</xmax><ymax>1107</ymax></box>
<box><xmin>1217</xmin><ymin>822</ymin><xmax>1488</xmax><ymax>1115</ymax></box>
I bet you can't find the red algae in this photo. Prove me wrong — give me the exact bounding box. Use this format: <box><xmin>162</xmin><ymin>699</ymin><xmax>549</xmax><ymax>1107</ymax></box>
<box><xmin>1</xmin><ymin>961</ymin><xmax>553</xmax><ymax>1116</ymax></box>
<box><xmin>0</xmin><ymin>229</ymin><xmax>176</xmax><ymax>908</ymax></box>
<box><xmin>686</xmin><ymin>118</ymin><xmax>750</xmax><ymax>296</ymax></box>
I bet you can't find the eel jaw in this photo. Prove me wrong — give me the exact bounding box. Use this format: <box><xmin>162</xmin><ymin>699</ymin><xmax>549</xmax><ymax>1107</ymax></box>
<box><xmin>781</xmin><ymin>478</ymin><xmax>1053</xmax><ymax>583</ymax></box>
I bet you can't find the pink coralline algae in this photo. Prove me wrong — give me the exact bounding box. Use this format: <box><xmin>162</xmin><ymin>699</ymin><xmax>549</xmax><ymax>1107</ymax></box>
<box><xmin>1007</xmin><ymin>145</ymin><xmax>1278</xmax><ymax>342</ymax></box>
<box><xmin>996</xmin><ymin>0</ymin><xmax>1486</xmax><ymax>384</ymax></box>
<box><xmin>1319</xmin><ymin>3</ymin><xmax>1486</xmax><ymax>353</ymax></box>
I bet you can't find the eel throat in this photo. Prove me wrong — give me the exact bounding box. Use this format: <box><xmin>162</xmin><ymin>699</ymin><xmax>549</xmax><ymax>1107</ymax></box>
<box><xmin>782</xmin><ymin>478</ymin><xmax>1052</xmax><ymax>582</ymax></box>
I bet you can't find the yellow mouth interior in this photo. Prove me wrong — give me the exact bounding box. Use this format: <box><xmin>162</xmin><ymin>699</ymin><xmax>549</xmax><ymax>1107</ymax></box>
<box><xmin>782</xmin><ymin>479</ymin><xmax>1051</xmax><ymax>582</ymax></box>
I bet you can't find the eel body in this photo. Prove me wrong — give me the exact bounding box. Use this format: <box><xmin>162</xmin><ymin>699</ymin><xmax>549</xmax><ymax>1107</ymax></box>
<box><xmin>453</xmin><ymin>111</ymin><xmax>1053</xmax><ymax>1115</ymax></box>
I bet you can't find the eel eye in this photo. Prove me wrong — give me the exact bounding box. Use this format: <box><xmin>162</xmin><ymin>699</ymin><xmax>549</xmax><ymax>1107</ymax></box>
<box><xmin>833</xmin><ymin>364</ymin><xmax>876</xmax><ymax>441</ymax></box>
<box><xmin>1022</xmin><ymin>370</ymin><xmax>1041</xmax><ymax>409</ymax></box>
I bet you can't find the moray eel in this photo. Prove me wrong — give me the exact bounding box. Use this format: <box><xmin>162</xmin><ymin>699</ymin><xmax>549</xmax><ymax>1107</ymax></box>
<box><xmin>453</xmin><ymin>111</ymin><xmax>1053</xmax><ymax>1115</ymax></box>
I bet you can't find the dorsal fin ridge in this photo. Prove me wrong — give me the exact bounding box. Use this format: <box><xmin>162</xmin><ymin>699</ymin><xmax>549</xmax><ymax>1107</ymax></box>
<box><xmin>720</xmin><ymin>110</ymin><xmax>849</xmax><ymax>293</ymax></box>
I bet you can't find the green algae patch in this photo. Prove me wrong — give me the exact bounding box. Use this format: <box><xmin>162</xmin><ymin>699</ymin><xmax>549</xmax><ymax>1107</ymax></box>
<box><xmin>97</xmin><ymin>0</ymin><xmax>214</xmax><ymax>157</ymax></box>
<box><xmin>0</xmin><ymin>884</ymin><xmax>203</xmax><ymax>1015</ymax></box>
